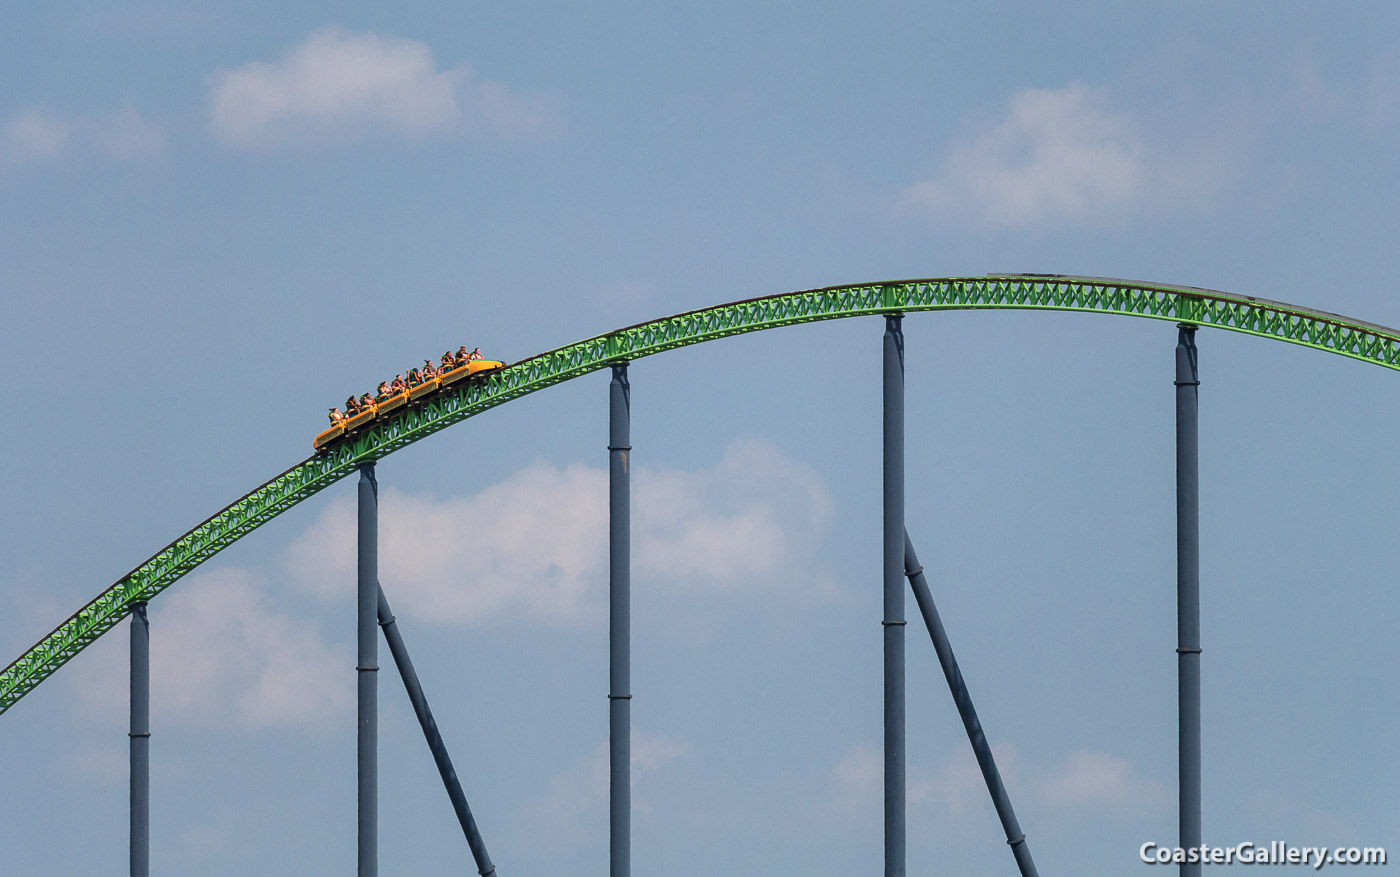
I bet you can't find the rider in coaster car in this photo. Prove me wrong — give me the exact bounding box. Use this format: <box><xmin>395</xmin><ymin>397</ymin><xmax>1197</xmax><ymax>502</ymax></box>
<box><xmin>391</xmin><ymin>374</ymin><xmax>406</xmax><ymax>393</ymax></box>
<box><xmin>422</xmin><ymin>359</ymin><xmax>438</xmax><ymax>379</ymax></box>
<box><xmin>456</xmin><ymin>345</ymin><xmax>469</xmax><ymax>364</ymax></box>
<box><xmin>358</xmin><ymin>393</ymin><xmax>374</xmax><ymax>410</ymax></box>
<box><xmin>469</xmin><ymin>347</ymin><xmax>484</xmax><ymax>361</ymax></box>
<box><xmin>375</xmin><ymin>381</ymin><xmax>391</xmax><ymax>401</ymax></box>
<box><xmin>345</xmin><ymin>395</ymin><xmax>360</xmax><ymax>414</ymax></box>
<box><xmin>328</xmin><ymin>407</ymin><xmax>345</xmax><ymax>425</ymax></box>
<box><xmin>441</xmin><ymin>351</ymin><xmax>456</xmax><ymax>371</ymax></box>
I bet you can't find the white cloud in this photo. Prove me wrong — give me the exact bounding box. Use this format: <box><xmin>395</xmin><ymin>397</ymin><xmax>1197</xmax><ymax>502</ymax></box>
<box><xmin>832</xmin><ymin>741</ymin><xmax>1161</xmax><ymax>818</ymax></box>
<box><xmin>1289</xmin><ymin>57</ymin><xmax>1350</xmax><ymax>118</ymax></box>
<box><xmin>210</xmin><ymin>27</ymin><xmax>552</xmax><ymax>148</ymax></box>
<box><xmin>519</xmin><ymin>730</ymin><xmax>689</xmax><ymax>845</ymax></box>
<box><xmin>635</xmin><ymin>439</ymin><xmax>833</xmax><ymax>586</ymax></box>
<box><xmin>0</xmin><ymin>106</ymin><xmax>164</xmax><ymax>169</ymax></box>
<box><xmin>1287</xmin><ymin>51</ymin><xmax>1400</xmax><ymax>130</ymax></box>
<box><xmin>1</xmin><ymin>110</ymin><xmax>70</xmax><ymax>167</ymax></box>
<box><xmin>73</xmin><ymin>568</ymin><xmax>351</xmax><ymax>731</ymax></box>
<box><xmin>931</xmin><ymin>742</ymin><xmax>1021</xmax><ymax>815</ymax></box>
<box><xmin>289</xmin><ymin>461</ymin><xmax>607</xmax><ymax>623</ymax></box>
<box><xmin>903</xmin><ymin>83</ymin><xmax>1222</xmax><ymax>228</ymax></box>
<box><xmin>832</xmin><ymin>742</ymin><xmax>980</xmax><ymax>809</ymax></box>
<box><xmin>169</xmin><ymin>812</ymin><xmax>236</xmax><ymax>864</ymax></box>
<box><xmin>834</xmin><ymin>743</ymin><xmax>881</xmax><ymax>795</ymax></box>
<box><xmin>905</xmin><ymin>84</ymin><xmax>1141</xmax><ymax>227</ymax></box>
<box><xmin>285</xmin><ymin>438</ymin><xmax>835</xmax><ymax>625</ymax></box>
<box><xmin>1034</xmin><ymin>748</ymin><xmax>1165</xmax><ymax>808</ymax></box>
<box><xmin>834</xmin><ymin>740</ymin><xmax>1162</xmax><ymax>816</ymax></box>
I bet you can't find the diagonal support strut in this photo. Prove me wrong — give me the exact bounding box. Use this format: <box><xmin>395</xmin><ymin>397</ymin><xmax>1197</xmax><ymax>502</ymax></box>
<box><xmin>904</xmin><ymin>532</ymin><xmax>1040</xmax><ymax>877</ymax></box>
<box><xmin>376</xmin><ymin>585</ymin><xmax>497</xmax><ymax>876</ymax></box>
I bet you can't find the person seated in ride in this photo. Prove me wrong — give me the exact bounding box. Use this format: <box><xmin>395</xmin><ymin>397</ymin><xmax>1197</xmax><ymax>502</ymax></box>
<box><xmin>357</xmin><ymin>393</ymin><xmax>373</xmax><ymax>411</ymax></box>
<box><xmin>422</xmin><ymin>359</ymin><xmax>438</xmax><ymax>379</ymax></box>
<box><xmin>441</xmin><ymin>351</ymin><xmax>456</xmax><ymax>372</ymax></box>
<box><xmin>328</xmin><ymin>407</ymin><xmax>344</xmax><ymax>425</ymax></box>
<box><xmin>457</xmin><ymin>344</ymin><xmax>469</xmax><ymax>364</ymax></box>
<box><xmin>407</xmin><ymin>367</ymin><xmax>421</xmax><ymax>386</ymax></box>
<box><xmin>469</xmin><ymin>347</ymin><xmax>484</xmax><ymax>361</ymax></box>
<box><xmin>391</xmin><ymin>374</ymin><xmax>406</xmax><ymax>393</ymax></box>
<box><xmin>375</xmin><ymin>381</ymin><xmax>391</xmax><ymax>401</ymax></box>
<box><xmin>345</xmin><ymin>395</ymin><xmax>360</xmax><ymax>414</ymax></box>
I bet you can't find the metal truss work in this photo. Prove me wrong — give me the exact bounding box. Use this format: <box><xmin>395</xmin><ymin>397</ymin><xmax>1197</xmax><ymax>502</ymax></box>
<box><xmin>4</xmin><ymin>273</ymin><xmax>1400</xmax><ymax>716</ymax></box>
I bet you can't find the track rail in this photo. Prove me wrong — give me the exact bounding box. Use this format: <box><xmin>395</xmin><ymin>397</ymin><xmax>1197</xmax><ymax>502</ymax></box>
<box><xmin>5</xmin><ymin>274</ymin><xmax>1400</xmax><ymax>715</ymax></box>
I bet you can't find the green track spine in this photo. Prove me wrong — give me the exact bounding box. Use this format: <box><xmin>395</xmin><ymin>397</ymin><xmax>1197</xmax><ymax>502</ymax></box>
<box><xmin>5</xmin><ymin>275</ymin><xmax>1399</xmax><ymax>715</ymax></box>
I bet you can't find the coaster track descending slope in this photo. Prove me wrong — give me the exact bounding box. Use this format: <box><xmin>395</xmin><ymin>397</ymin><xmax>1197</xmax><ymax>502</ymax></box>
<box><xmin>5</xmin><ymin>274</ymin><xmax>1400</xmax><ymax>716</ymax></box>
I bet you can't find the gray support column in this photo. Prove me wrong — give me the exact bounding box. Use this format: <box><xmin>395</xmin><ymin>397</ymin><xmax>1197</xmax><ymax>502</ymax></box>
<box><xmin>129</xmin><ymin>602</ymin><xmax>149</xmax><ymax>877</ymax></box>
<box><xmin>904</xmin><ymin>535</ymin><xmax>1039</xmax><ymax>877</ymax></box>
<box><xmin>608</xmin><ymin>364</ymin><xmax>631</xmax><ymax>877</ymax></box>
<box><xmin>358</xmin><ymin>463</ymin><xmax>379</xmax><ymax>877</ymax></box>
<box><xmin>1175</xmin><ymin>326</ymin><xmax>1202</xmax><ymax>877</ymax></box>
<box><xmin>883</xmin><ymin>315</ymin><xmax>906</xmax><ymax>877</ymax></box>
<box><xmin>377</xmin><ymin>586</ymin><xmax>496</xmax><ymax>875</ymax></box>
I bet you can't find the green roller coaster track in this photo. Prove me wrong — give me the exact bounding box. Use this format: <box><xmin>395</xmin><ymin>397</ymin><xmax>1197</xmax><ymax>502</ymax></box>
<box><xmin>5</xmin><ymin>273</ymin><xmax>1400</xmax><ymax>717</ymax></box>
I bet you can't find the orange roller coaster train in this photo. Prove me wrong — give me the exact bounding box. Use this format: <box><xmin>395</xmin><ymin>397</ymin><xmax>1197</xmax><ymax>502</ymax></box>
<box><xmin>315</xmin><ymin>356</ymin><xmax>504</xmax><ymax>451</ymax></box>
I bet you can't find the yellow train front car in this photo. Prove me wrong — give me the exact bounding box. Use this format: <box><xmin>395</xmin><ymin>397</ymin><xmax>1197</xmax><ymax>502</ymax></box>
<box><xmin>313</xmin><ymin>424</ymin><xmax>345</xmax><ymax>450</ymax></box>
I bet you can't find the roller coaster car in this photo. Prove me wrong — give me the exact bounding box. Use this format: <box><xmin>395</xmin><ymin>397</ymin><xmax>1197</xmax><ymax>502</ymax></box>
<box><xmin>313</xmin><ymin>424</ymin><xmax>345</xmax><ymax>449</ymax></box>
<box><xmin>312</xmin><ymin>360</ymin><xmax>507</xmax><ymax>452</ymax></box>
<box><xmin>377</xmin><ymin>391</ymin><xmax>409</xmax><ymax>415</ymax></box>
<box><xmin>440</xmin><ymin>359</ymin><xmax>505</xmax><ymax>386</ymax></box>
<box><xmin>343</xmin><ymin>408</ymin><xmax>376</xmax><ymax>431</ymax></box>
<box><xmin>313</xmin><ymin>410</ymin><xmax>371</xmax><ymax>451</ymax></box>
<box><xmin>408</xmin><ymin>377</ymin><xmax>442</xmax><ymax>401</ymax></box>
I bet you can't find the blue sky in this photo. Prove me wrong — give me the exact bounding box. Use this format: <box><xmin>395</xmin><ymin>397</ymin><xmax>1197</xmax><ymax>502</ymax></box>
<box><xmin>3</xmin><ymin>3</ymin><xmax>1399</xmax><ymax>874</ymax></box>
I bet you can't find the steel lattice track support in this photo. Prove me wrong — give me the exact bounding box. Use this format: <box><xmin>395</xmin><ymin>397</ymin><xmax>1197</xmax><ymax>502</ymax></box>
<box><xmin>129</xmin><ymin>602</ymin><xmax>149</xmax><ymax>877</ymax></box>
<box><xmin>1176</xmin><ymin>326</ymin><xmax>1203</xmax><ymax>877</ymax></box>
<box><xmin>609</xmin><ymin>364</ymin><xmax>632</xmax><ymax>877</ymax></box>
<box><xmin>7</xmin><ymin>275</ymin><xmax>1400</xmax><ymax>716</ymax></box>
<box><xmin>358</xmin><ymin>463</ymin><xmax>379</xmax><ymax>877</ymax></box>
<box><xmin>883</xmin><ymin>316</ymin><xmax>906</xmax><ymax>877</ymax></box>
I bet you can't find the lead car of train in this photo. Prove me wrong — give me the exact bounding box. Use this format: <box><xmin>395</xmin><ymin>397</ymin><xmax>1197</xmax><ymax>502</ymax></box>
<box><xmin>313</xmin><ymin>358</ymin><xmax>505</xmax><ymax>451</ymax></box>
